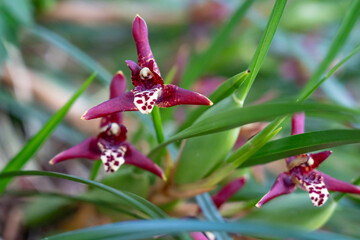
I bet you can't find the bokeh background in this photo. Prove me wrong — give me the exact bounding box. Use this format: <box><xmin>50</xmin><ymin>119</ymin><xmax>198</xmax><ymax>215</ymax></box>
<box><xmin>0</xmin><ymin>0</ymin><xmax>359</xmax><ymax>239</ymax></box>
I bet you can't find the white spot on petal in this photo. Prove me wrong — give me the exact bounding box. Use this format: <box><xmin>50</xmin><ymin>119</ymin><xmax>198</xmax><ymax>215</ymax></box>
<box><xmin>133</xmin><ymin>88</ymin><xmax>161</xmax><ymax>114</ymax></box>
<box><xmin>297</xmin><ymin>173</ymin><xmax>329</xmax><ymax>207</ymax></box>
<box><xmin>100</xmin><ymin>146</ymin><xmax>126</xmax><ymax>173</ymax></box>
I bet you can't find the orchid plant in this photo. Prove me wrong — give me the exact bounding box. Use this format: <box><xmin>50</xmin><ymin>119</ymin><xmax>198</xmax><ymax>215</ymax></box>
<box><xmin>257</xmin><ymin>113</ymin><xmax>360</xmax><ymax>207</ymax></box>
<box><xmin>2</xmin><ymin>0</ymin><xmax>360</xmax><ymax>238</ymax></box>
<box><xmin>50</xmin><ymin>72</ymin><xmax>165</xmax><ymax>178</ymax></box>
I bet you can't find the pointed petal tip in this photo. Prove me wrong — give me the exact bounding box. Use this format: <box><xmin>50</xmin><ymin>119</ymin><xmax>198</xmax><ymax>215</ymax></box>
<box><xmin>161</xmin><ymin>173</ymin><xmax>167</xmax><ymax>181</ymax></box>
<box><xmin>255</xmin><ymin>202</ymin><xmax>262</xmax><ymax>208</ymax></box>
<box><xmin>209</xmin><ymin>100</ymin><xmax>214</xmax><ymax>106</ymax></box>
<box><xmin>49</xmin><ymin>159</ymin><xmax>55</xmax><ymax>165</ymax></box>
<box><xmin>81</xmin><ymin>111</ymin><xmax>88</xmax><ymax>120</ymax></box>
<box><xmin>116</xmin><ymin>70</ymin><xmax>124</xmax><ymax>76</ymax></box>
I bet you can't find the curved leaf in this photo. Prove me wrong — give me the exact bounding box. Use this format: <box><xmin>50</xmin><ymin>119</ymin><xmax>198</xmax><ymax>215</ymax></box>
<box><xmin>0</xmin><ymin>171</ymin><xmax>166</xmax><ymax>219</ymax></box>
<box><xmin>0</xmin><ymin>73</ymin><xmax>96</xmax><ymax>194</ymax></box>
<box><xmin>244</xmin><ymin>194</ymin><xmax>337</xmax><ymax>230</ymax></box>
<box><xmin>150</xmin><ymin>103</ymin><xmax>359</xmax><ymax>156</ymax></box>
<box><xmin>242</xmin><ymin>129</ymin><xmax>360</xmax><ymax>167</ymax></box>
<box><xmin>45</xmin><ymin>219</ymin><xmax>355</xmax><ymax>240</ymax></box>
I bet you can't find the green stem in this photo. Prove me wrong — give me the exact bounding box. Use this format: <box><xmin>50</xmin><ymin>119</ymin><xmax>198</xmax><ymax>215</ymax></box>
<box><xmin>151</xmin><ymin>106</ymin><xmax>165</xmax><ymax>144</ymax></box>
<box><xmin>89</xmin><ymin>160</ymin><xmax>102</xmax><ymax>181</ymax></box>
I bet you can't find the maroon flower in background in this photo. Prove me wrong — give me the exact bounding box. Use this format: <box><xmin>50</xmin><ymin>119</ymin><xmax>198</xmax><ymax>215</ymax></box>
<box><xmin>50</xmin><ymin>72</ymin><xmax>165</xmax><ymax>179</ymax></box>
<box><xmin>82</xmin><ymin>15</ymin><xmax>212</xmax><ymax>120</ymax></box>
<box><xmin>256</xmin><ymin>112</ymin><xmax>360</xmax><ymax>208</ymax></box>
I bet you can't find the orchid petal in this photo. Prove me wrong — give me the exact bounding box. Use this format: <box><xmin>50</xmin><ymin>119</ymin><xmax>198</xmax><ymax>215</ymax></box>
<box><xmin>295</xmin><ymin>171</ymin><xmax>329</xmax><ymax>207</ymax></box>
<box><xmin>212</xmin><ymin>177</ymin><xmax>247</xmax><ymax>209</ymax></box>
<box><xmin>132</xmin><ymin>15</ymin><xmax>160</xmax><ymax>75</ymax></box>
<box><xmin>256</xmin><ymin>172</ymin><xmax>296</xmax><ymax>208</ymax></box>
<box><xmin>100</xmin><ymin>72</ymin><xmax>127</xmax><ymax>127</ymax></box>
<box><xmin>82</xmin><ymin>92</ymin><xmax>138</xmax><ymax>120</ymax></box>
<box><xmin>291</xmin><ymin>112</ymin><xmax>305</xmax><ymax>135</ymax></box>
<box><xmin>50</xmin><ymin>138</ymin><xmax>100</xmax><ymax>165</ymax></box>
<box><xmin>133</xmin><ymin>86</ymin><xmax>161</xmax><ymax>114</ymax></box>
<box><xmin>316</xmin><ymin>171</ymin><xmax>360</xmax><ymax>194</ymax></box>
<box><xmin>125</xmin><ymin>60</ymin><xmax>142</xmax><ymax>87</ymax></box>
<box><xmin>100</xmin><ymin>145</ymin><xmax>126</xmax><ymax>173</ymax></box>
<box><xmin>309</xmin><ymin>151</ymin><xmax>332</xmax><ymax>169</ymax></box>
<box><xmin>156</xmin><ymin>84</ymin><xmax>213</xmax><ymax>108</ymax></box>
<box><xmin>190</xmin><ymin>232</ymin><xmax>209</xmax><ymax>240</ymax></box>
<box><xmin>110</xmin><ymin>71</ymin><xmax>127</xmax><ymax>99</ymax></box>
<box><xmin>124</xmin><ymin>143</ymin><xmax>165</xmax><ymax>180</ymax></box>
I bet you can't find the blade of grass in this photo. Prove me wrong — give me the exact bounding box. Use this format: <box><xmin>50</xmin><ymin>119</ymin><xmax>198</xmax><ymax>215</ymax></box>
<box><xmin>4</xmin><ymin>190</ymin><xmax>145</xmax><ymax>219</ymax></box>
<box><xmin>180</xmin><ymin>0</ymin><xmax>254</xmax><ymax>89</ymax></box>
<box><xmin>0</xmin><ymin>73</ymin><xmax>96</xmax><ymax>194</ymax></box>
<box><xmin>236</xmin><ymin>0</ymin><xmax>287</xmax><ymax>103</ymax></box>
<box><xmin>0</xmin><ymin>170</ymin><xmax>166</xmax><ymax>219</ymax></box>
<box><xmin>297</xmin><ymin>0</ymin><xmax>360</xmax><ymax>101</ymax></box>
<box><xmin>242</xmin><ymin>129</ymin><xmax>360</xmax><ymax>167</ymax></box>
<box><xmin>45</xmin><ymin>219</ymin><xmax>356</xmax><ymax>240</ymax></box>
<box><xmin>149</xmin><ymin>102</ymin><xmax>359</xmax><ymax>157</ymax></box>
<box><xmin>298</xmin><ymin>43</ymin><xmax>360</xmax><ymax>101</ymax></box>
<box><xmin>29</xmin><ymin>26</ymin><xmax>112</xmax><ymax>84</ymax></box>
<box><xmin>196</xmin><ymin>193</ymin><xmax>231</xmax><ymax>240</ymax></box>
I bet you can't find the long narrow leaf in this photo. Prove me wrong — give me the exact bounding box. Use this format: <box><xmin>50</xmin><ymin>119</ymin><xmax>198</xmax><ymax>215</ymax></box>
<box><xmin>298</xmin><ymin>0</ymin><xmax>360</xmax><ymax>100</ymax></box>
<box><xmin>242</xmin><ymin>129</ymin><xmax>360</xmax><ymax>167</ymax></box>
<box><xmin>0</xmin><ymin>170</ymin><xmax>166</xmax><ymax>219</ymax></box>
<box><xmin>0</xmin><ymin>73</ymin><xmax>96</xmax><ymax>193</ymax></box>
<box><xmin>45</xmin><ymin>219</ymin><xmax>356</xmax><ymax>240</ymax></box>
<box><xmin>150</xmin><ymin>102</ymin><xmax>359</xmax><ymax>156</ymax></box>
<box><xmin>4</xmin><ymin>191</ymin><xmax>145</xmax><ymax>219</ymax></box>
<box><xmin>196</xmin><ymin>193</ymin><xmax>231</xmax><ymax>240</ymax></box>
<box><xmin>181</xmin><ymin>0</ymin><xmax>254</xmax><ymax>89</ymax></box>
<box><xmin>236</xmin><ymin>0</ymin><xmax>287</xmax><ymax>103</ymax></box>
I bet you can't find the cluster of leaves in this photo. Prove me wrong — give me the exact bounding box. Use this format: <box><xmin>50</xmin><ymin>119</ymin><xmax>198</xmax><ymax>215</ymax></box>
<box><xmin>0</xmin><ymin>0</ymin><xmax>360</xmax><ymax>239</ymax></box>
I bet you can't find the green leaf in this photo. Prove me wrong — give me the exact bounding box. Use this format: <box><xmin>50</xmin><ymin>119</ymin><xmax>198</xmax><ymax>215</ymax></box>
<box><xmin>0</xmin><ymin>73</ymin><xmax>96</xmax><ymax>194</ymax></box>
<box><xmin>299</xmin><ymin>43</ymin><xmax>360</xmax><ymax>101</ymax></box>
<box><xmin>244</xmin><ymin>194</ymin><xmax>337</xmax><ymax>231</ymax></box>
<box><xmin>45</xmin><ymin>218</ymin><xmax>356</xmax><ymax>240</ymax></box>
<box><xmin>29</xmin><ymin>26</ymin><xmax>112</xmax><ymax>84</ymax></box>
<box><xmin>9</xmin><ymin>190</ymin><xmax>145</xmax><ymax>226</ymax></box>
<box><xmin>242</xmin><ymin>129</ymin><xmax>360</xmax><ymax>168</ymax></box>
<box><xmin>236</xmin><ymin>0</ymin><xmax>287</xmax><ymax>103</ymax></box>
<box><xmin>0</xmin><ymin>170</ymin><xmax>166</xmax><ymax>219</ymax></box>
<box><xmin>196</xmin><ymin>193</ymin><xmax>231</xmax><ymax>240</ymax></box>
<box><xmin>298</xmin><ymin>0</ymin><xmax>360</xmax><ymax>101</ymax></box>
<box><xmin>151</xmin><ymin>102</ymin><xmax>359</xmax><ymax>156</ymax></box>
<box><xmin>179</xmin><ymin>70</ymin><xmax>250</xmax><ymax>131</ymax></box>
<box><xmin>180</xmin><ymin>0</ymin><xmax>254</xmax><ymax>89</ymax></box>
<box><xmin>2</xmin><ymin>0</ymin><xmax>33</xmax><ymax>25</ymax></box>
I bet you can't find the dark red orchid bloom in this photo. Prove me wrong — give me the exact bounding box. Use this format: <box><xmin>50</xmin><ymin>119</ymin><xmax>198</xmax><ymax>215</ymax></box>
<box><xmin>50</xmin><ymin>72</ymin><xmax>165</xmax><ymax>179</ymax></box>
<box><xmin>256</xmin><ymin>113</ymin><xmax>360</xmax><ymax>208</ymax></box>
<box><xmin>82</xmin><ymin>15</ymin><xmax>212</xmax><ymax>120</ymax></box>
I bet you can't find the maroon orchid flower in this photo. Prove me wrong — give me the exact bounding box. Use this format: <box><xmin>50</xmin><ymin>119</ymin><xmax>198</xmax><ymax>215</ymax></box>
<box><xmin>256</xmin><ymin>112</ymin><xmax>360</xmax><ymax>208</ymax></box>
<box><xmin>81</xmin><ymin>15</ymin><xmax>212</xmax><ymax>120</ymax></box>
<box><xmin>50</xmin><ymin>72</ymin><xmax>165</xmax><ymax>179</ymax></box>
